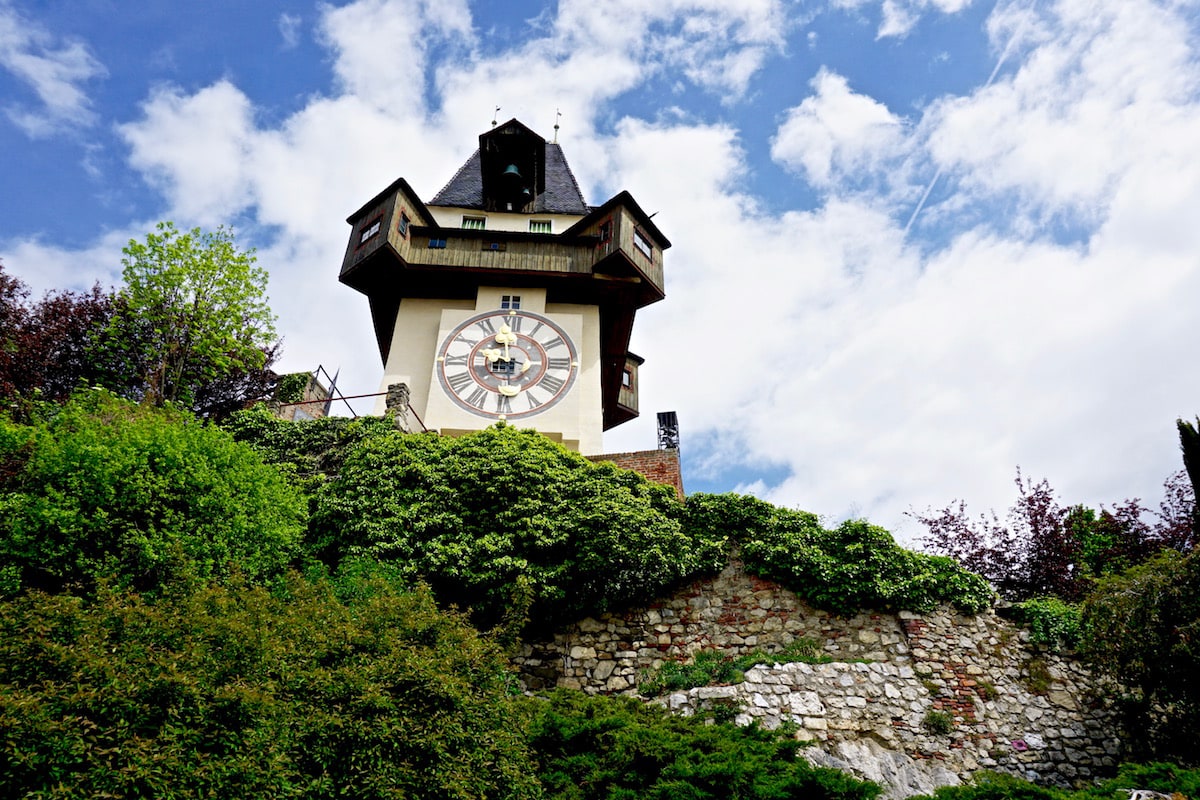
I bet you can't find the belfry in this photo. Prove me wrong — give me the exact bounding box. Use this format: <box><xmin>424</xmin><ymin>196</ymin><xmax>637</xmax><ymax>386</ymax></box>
<box><xmin>338</xmin><ymin>119</ymin><xmax>668</xmax><ymax>453</ymax></box>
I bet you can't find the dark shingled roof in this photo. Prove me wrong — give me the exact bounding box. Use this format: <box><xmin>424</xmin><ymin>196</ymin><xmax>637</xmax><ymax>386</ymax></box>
<box><xmin>430</xmin><ymin>143</ymin><xmax>589</xmax><ymax>215</ymax></box>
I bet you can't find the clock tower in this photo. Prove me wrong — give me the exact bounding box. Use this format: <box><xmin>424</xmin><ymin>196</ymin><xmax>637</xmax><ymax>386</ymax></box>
<box><xmin>338</xmin><ymin>119</ymin><xmax>668</xmax><ymax>453</ymax></box>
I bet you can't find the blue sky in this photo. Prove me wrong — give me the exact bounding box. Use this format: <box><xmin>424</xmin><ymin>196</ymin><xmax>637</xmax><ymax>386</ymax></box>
<box><xmin>3</xmin><ymin>0</ymin><xmax>1199</xmax><ymax>541</ymax></box>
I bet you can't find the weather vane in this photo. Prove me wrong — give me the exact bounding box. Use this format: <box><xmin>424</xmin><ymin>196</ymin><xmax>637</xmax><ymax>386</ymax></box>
<box><xmin>491</xmin><ymin>106</ymin><xmax>501</xmax><ymax>127</ymax></box>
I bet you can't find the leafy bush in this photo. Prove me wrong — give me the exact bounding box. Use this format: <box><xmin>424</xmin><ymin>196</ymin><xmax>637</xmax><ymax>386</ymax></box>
<box><xmin>1011</xmin><ymin>597</ymin><xmax>1081</xmax><ymax>650</ymax></box>
<box><xmin>685</xmin><ymin>493</ymin><xmax>994</xmax><ymax>614</ymax></box>
<box><xmin>910</xmin><ymin>762</ymin><xmax>1200</xmax><ymax>800</ymax></box>
<box><xmin>640</xmin><ymin>638</ymin><xmax>829</xmax><ymax>696</ymax></box>
<box><xmin>910</xmin><ymin>770</ymin><xmax>1065</xmax><ymax>800</ymax></box>
<box><xmin>310</xmin><ymin>424</ymin><xmax>698</xmax><ymax>631</ymax></box>
<box><xmin>0</xmin><ymin>390</ymin><xmax>306</xmax><ymax>595</ymax></box>
<box><xmin>525</xmin><ymin>689</ymin><xmax>881</xmax><ymax>800</ymax></box>
<box><xmin>0</xmin><ymin>576</ymin><xmax>539</xmax><ymax>799</ymax></box>
<box><xmin>1081</xmin><ymin>549</ymin><xmax>1200</xmax><ymax>764</ymax></box>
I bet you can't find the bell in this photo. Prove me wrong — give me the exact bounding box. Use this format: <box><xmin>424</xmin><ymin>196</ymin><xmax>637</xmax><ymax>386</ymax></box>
<box><xmin>502</xmin><ymin>163</ymin><xmax>523</xmax><ymax>180</ymax></box>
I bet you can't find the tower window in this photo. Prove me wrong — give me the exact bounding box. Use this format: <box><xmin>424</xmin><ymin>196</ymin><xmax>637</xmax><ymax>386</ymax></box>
<box><xmin>529</xmin><ymin>219</ymin><xmax>551</xmax><ymax>234</ymax></box>
<box><xmin>622</xmin><ymin>368</ymin><xmax>633</xmax><ymax>388</ymax></box>
<box><xmin>358</xmin><ymin>217</ymin><xmax>382</xmax><ymax>245</ymax></box>
<box><xmin>500</xmin><ymin>295</ymin><xmax>521</xmax><ymax>310</ymax></box>
<box><xmin>398</xmin><ymin>211</ymin><xmax>410</xmax><ymax>237</ymax></box>
<box><xmin>597</xmin><ymin>219</ymin><xmax>613</xmax><ymax>244</ymax></box>
<box><xmin>633</xmin><ymin>228</ymin><xmax>653</xmax><ymax>259</ymax></box>
<box><xmin>462</xmin><ymin>216</ymin><xmax>486</xmax><ymax>230</ymax></box>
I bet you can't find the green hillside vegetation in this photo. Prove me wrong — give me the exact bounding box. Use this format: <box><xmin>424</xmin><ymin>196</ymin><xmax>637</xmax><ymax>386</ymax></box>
<box><xmin>2</xmin><ymin>390</ymin><xmax>1197</xmax><ymax>795</ymax></box>
<box><xmin>226</xmin><ymin>403</ymin><xmax>994</xmax><ymax>632</ymax></box>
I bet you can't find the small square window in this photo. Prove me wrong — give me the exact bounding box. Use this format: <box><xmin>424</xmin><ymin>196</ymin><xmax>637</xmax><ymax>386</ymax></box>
<box><xmin>529</xmin><ymin>219</ymin><xmax>551</xmax><ymax>234</ymax></box>
<box><xmin>633</xmin><ymin>228</ymin><xmax>652</xmax><ymax>259</ymax></box>
<box><xmin>597</xmin><ymin>219</ymin><xmax>613</xmax><ymax>244</ymax></box>
<box><xmin>500</xmin><ymin>295</ymin><xmax>521</xmax><ymax>310</ymax></box>
<box><xmin>621</xmin><ymin>369</ymin><xmax>633</xmax><ymax>388</ymax></box>
<box><xmin>428</xmin><ymin>238</ymin><xmax>447</xmax><ymax>249</ymax></box>
<box><xmin>462</xmin><ymin>216</ymin><xmax>486</xmax><ymax>230</ymax></box>
<box><xmin>358</xmin><ymin>218</ymin><xmax>381</xmax><ymax>245</ymax></box>
<box><xmin>482</xmin><ymin>240</ymin><xmax>507</xmax><ymax>251</ymax></box>
<box><xmin>398</xmin><ymin>211</ymin><xmax>410</xmax><ymax>237</ymax></box>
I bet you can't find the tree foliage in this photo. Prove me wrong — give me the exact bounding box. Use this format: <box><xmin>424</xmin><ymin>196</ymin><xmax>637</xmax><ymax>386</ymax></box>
<box><xmin>309</xmin><ymin>423</ymin><xmax>694</xmax><ymax>632</ymax></box>
<box><xmin>1179</xmin><ymin>417</ymin><xmax>1200</xmax><ymax>540</ymax></box>
<box><xmin>0</xmin><ymin>263</ymin><xmax>115</xmax><ymax>401</ymax></box>
<box><xmin>0</xmin><ymin>575</ymin><xmax>540</xmax><ymax>799</ymax></box>
<box><xmin>912</xmin><ymin>469</ymin><xmax>1193</xmax><ymax>602</ymax></box>
<box><xmin>100</xmin><ymin>222</ymin><xmax>279</xmax><ymax>413</ymax></box>
<box><xmin>1081</xmin><ymin>549</ymin><xmax>1200</xmax><ymax>764</ymax></box>
<box><xmin>683</xmin><ymin>493</ymin><xmax>994</xmax><ymax>614</ymax></box>
<box><xmin>525</xmin><ymin>689</ymin><xmax>881</xmax><ymax>800</ymax></box>
<box><xmin>0</xmin><ymin>389</ymin><xmax>306</xmax><ymax>596</ymax></box>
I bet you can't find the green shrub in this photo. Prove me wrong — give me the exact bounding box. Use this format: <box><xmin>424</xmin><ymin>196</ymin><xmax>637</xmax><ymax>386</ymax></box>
<box><xmin>909</xmin><ymin>770</ymin><xmax>1065</xmax><ymax>800</ymax></box>
<box><xmin>1082</xmin><ymin>549</ymin><xmax>1200</xmax><ymax>764</ymax></box>
<box><xmin>1013</xmin><ymin>597</ymin><xmax>1081</xmax><ymax>650</ymax></box>
<box><xmin>911</xmin><ymin>762</ymin><xmax>1200</xmax><ymax>800</ymax></box>
<box><xmin>525</xmin><ymin>689</ymin><xmax>881</xmax><ymax>800</ymax></box>
<box><xmin>685</xmin><ymin>493</ymin><xmax>994</xmax><ymax>614</ymax></box>
<box><xmin>640</xmin><ymin>638</ymin><xmax>830</xmax><ymax>696</ymax></box>
<box><xmin>0</xmin><ymin>576</ymin><xmax>539</xmax><ymax>799</ymax></box>
<box><xmin>0</xmin><ymin>390</ymin><xmax>306</xmax><ymax>595</ymax></box>
<box><xmin>922</xmin><ymin>709</ymin><xmax>954</xmax><ymax>735</ymax></box>
<box><xmin>310</xmin><ymin>424</ymin><xmax>699</xmax><ymax>631</ymax></box>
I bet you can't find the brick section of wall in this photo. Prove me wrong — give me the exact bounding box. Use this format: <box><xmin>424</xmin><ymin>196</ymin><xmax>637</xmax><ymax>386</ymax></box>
<box><xmin>587</xmin><ymin>448</ymin><xmax>683</xmax><ymax>498</ymax></box>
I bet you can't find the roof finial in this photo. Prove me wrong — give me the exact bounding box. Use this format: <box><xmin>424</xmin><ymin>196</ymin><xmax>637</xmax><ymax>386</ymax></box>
<box><xmin>491</xmin><ymin>106</ymin><xmax>500</xmax><ymax>127</ymax></box>
<box><xmin>553</xmin><ymin>109</ymin><xmax>561</xmax><ymax>143</ymax></box>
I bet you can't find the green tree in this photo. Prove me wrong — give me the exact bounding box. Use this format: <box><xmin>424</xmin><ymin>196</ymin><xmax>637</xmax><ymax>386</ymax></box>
<box><xmin>1081</xmin><ymin>549</ymin><xmax>1200</xmax><ymax>764</ymax></box>
<box><xmin>309</xmin><ymin>424</ymin><xmax>693</xmax><ymax>632</ymax></box>
<box><xmin>0</xmin><ymin>575</ymin><xmax>540</xmax><ymax>799</ymax></box>
<box><xmin>102</xmin><ymin>222</ymin><xmax>278</xmax><ymax>412</ymax></box>
<box><xmin>526</xmin><ymin>689</ymin><xmax>880</xmax><ymax>800</ymax></box>
<box><xmin>1179</xmin><ymin>417</ymin><xmax>1200</xmax><ymax>540</ymax></box>
<box><xmin>0</xmin><ymin>389</ymin><xmax>306</xmax><ymax>595</ymax></box>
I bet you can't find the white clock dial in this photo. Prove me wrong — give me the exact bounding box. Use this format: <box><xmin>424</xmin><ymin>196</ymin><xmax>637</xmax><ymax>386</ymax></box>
<box><xmin>436</xmin><ymin>309</ymin><xmax>578</xmax><ymax>419</ymax></box>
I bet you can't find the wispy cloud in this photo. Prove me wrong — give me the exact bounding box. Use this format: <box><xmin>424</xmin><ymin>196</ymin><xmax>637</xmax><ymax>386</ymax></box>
<box><xmin>0</xmin><ymin>1</ymin><xmax>106</xmax><ymax>137</ymax></box>
<box><xmin>278</xmin><ymin>13</ymin><xmax>302</xmax><ymax>50</ymax></box>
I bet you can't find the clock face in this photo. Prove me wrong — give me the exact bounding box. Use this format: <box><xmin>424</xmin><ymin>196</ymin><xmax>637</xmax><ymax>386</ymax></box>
<box><xmin>435</xmin><ymin>309</ymin><xmax>578</xmax><ymax>419</ymax></box>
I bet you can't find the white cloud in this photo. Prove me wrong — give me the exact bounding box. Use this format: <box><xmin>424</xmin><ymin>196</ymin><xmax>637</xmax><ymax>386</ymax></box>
<box><xmin>119</xmin><ymin>81</ymin><xmax>258</xmax><ymax>227</ymax></box>
<box><xmin>0</xmin><ymin>1</ymin><xmax>106</xmax><ymax>137</ymax></box>
<box><xmin>771</xmin><ymin>69</ymin><xmax>906</xmax><ymax>189</ymax></box>
<box><xmin>924</xmin><ymin>0</ymin><xmax>1200</xmax><ymax>222</ymax></box>
<box><xmin>831</xmin><ymin>0</ymin><xmax>974</xmax><ymax>38</ymax></box>
<box><xmin>278</xmin><ymin>13</ymin><xmax>302</xmax><ymax>50</ymax></box>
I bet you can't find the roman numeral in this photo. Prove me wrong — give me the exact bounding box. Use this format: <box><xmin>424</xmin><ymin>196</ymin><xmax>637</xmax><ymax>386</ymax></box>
<box><xmin>466</xmin><ymin>387</ymin><xmax>488</xmax><ymax>408</ymax></box>
<box><xmin>525</xmin><ymin>391</ymin><xmax>544</xmax><ymax>410</ymax></box>
<box><xmin>454</xmin><ymin>334</ymin><xmax>479</xmax><ymax>346</ymax></box>
<box><xmin>528</xmin><ymin>321</ymin><xmax>544</xmax><ymax>338</ymax></box>
<box><xmin>507</xmin><ymin>315</ymin><xmax>523</xmax><ymax>332</ymax></box>
<box><xmin>548</xmin><ymin>357</ymin><xmax>572</xmax><ymax>371</ymax></box>
<box><xmin>447</xmin><ymin>371</ymin><xmax>472</xmax><ymax>392</ymax></box>
<box><xmin>540</xmin><ymin>335</ymin><xmax>565</xmax><ymax>350</ymax></box>
<box><xmin>495</xmin><ymin>394</ymin><xmax>512</xmax><ymax>414</ymax></box>
<box><xmin>540</xmin><ymin>374</ymin><xmax>565</xmax><ymax>394</ymax></box>
<box><xmin>444</xmin><ymin>354</ymin><xmax>468</xmax><ymax>366</ymax></box>
<box><xmin>476</xmin><ymin>318</ymin><xmax>497</xmax><ymax>335</ymax></box>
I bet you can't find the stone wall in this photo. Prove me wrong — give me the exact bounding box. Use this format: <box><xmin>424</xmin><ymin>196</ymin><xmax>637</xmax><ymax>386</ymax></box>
<box><xmin>513</xmin><ymin>560</ymin><xmax>1123</xmax><ymax>798</ymax></box>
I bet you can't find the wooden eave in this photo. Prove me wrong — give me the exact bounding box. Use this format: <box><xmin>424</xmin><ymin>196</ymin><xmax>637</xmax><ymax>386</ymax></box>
<box><xmin>345</xmin><ymin>177</ymin><xmax>438</xmax><ymax>227</ymax></box>
<box><xmin>563</xmin><ymin>190</ymin><xmax>672</xmax><ymax>250</ymax></box>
